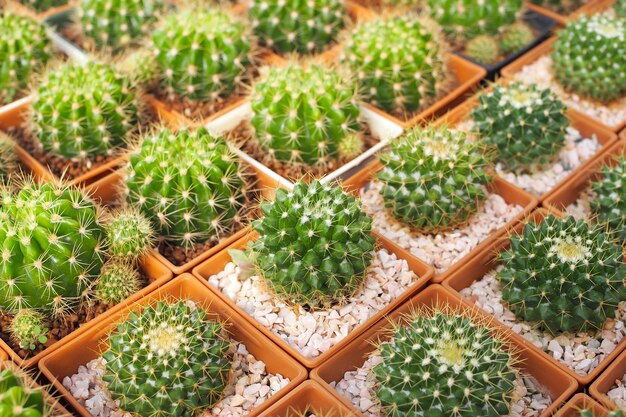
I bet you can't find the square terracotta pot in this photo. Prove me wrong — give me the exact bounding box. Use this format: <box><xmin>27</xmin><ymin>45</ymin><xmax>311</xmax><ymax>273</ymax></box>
<box><xmin>38</xmin><ymin>274</ymin><xmax>307</xmax><ymax>417</ymax></box>
<box><xmin>524</xmin><ymin>0</ymin><xmax>608</xmax><ymax>26</ymax></box>
<box><xmin>590</xmin><ymin>347</ymin><xmax>626</xmax><ymax>410</ymax></box>
<box><xmin>554</xmin><ymin>393</ymin><xmax>615</xmax><ymax>417</ymax></box>
<box><xmin>257</xmin><ymin>381</ymin><xmax>356</xmax><ymax>417</ymax></box>
<box><xmin>310</xmin><ymin>284</ymin><xmax>578</xmax><ymax>417</ymax></box>
<box><xmin>192</xmin><ymin>231</ymin><xmax>434</xmax><ymax>369</ymax></box>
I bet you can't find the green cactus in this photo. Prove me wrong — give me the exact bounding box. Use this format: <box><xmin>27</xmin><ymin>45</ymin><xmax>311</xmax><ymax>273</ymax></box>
<box><xmin>579</xmin><ymin>410</ymin><xmax>625</xmax><ymax>417</ymax></box>
<box><xmin>104</xmin><ymin>206</ymin><xmax>154</xmax><ymax>261</ymax></box>
<box><xmin>498</xmin><ymin>215</ymin><xmax>626</xmax><ymax>334</ymax></box>
<box><xmin>18</xmin><ymin>0</ymin><xmax>67</xmax><ymax>11</ymax></box>
<box><xmin>500</xmin><ymin>22</ymin><xmax>534</xmax><ymax>55</ymax></box>
<box><xmin>30</xmin><ymin>61</ymin><xmax>139</xmax><ymax>159</ymax></box>
<box><xmin>552</xmin><ymin>14</ymin><xmax>626</xmax><ymax>102</ymax></box>
<box><xmin>9</xmin><ymin>309</ymin><xmax>48</xmax><ymax>351</ymax></box>
<box><xmin>95</xmin><ymin>259</ymin><xmax>141</xmax><ymax>304</ymax></box>
<box><xmin>103</xmin><ymin>300</ymin><xmax>232</xmax><ymax>417</ymax></box>
<box><xmin>248</xmin><ymin>180</ymin><xmax>375</xmax><ymax>307</ymax></box>
<box><xmin>250</xmin><ymin>64</ymin><xmax>361</xmax><ymax>167</ymax></box>
<box><xmin>590</xmin><ymin>157</ymin><xmax>626</xmax><ymax>243</ymax></box>
<box><xmin>616</xmin><ymin>0</ymin><xmax>626</xmax><ymax>17</ymax></box>
<box><xmin>0</xmin><ymin>367</ymin><xmax>53</xmax><ymax>417</ymax></box>
<box><xmin>374</xmin><ymin>310</ymin><xmax>517</xmax><ymax>417</ymax></box>
<box><xmin>115</xmin><ymin>48</ymin><xmax>159</xmax><ymax>87</ymax></box>
<box><xmin>377</xmin><ymin>125</ymin><xmax>492</xmax><ymax>232</ymax></box>
<box><xmin>124</xmin><ymin>126</ymin><xmax>247</xmax><ymax>249</ymax></box>
<box><xmin>471</xmin><ymin>82</ymin><xmax>569</xmax><ymax>170</ymax></box>
<box><xmin>0</xmin><ymin>13</ymin><xmax>53</xmax><ymax>104</ymax></box>
<box><xmin>249</xmin><ymin>0</ymin><xmax>345</xmax><ymax>55</ymax></box>
<box><xmin>152</xmin><ymin>8</ymin><xmax>251</xmax><ymax>102</ymax></box>
<box><xmin>0</xmin><ymin>133</ymin><xmax>18</xmax><ymax>181</ymax></box>
<box><xmin>465</xmin><ymin>34</ymin><xmax>500</xmax><ymax>65</ymax></box>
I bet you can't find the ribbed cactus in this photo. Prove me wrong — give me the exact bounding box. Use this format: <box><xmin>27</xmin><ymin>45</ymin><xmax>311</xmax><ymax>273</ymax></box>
<box><xmin>0</xmin><ymin>368</ymin><xmax>52</xmax><ymax>417</ymax></box>
<box><xmin>465</xmin><ymin>34</ymin><xmax>499</xmax><ymax>65</ymax></box>
<box><xmin>249</xmin><ymin>180</ymin><xmax>375</xmax><ymax>307</ymax></box>
<box><xmin>590</xmin><ymin>157</ymin><xmax>626</xmax><ymax>243</ymax></box>
<box><xmin>95</xmin><ymin>259</ymin><xmax>141</xmax><ymax>304</ymax></box>
<box><xmin>115</xmin><ymin>48</ymin><xmax>159</xmax><ymax>87</ymax></box>
<box><xmin>374</xmin><ymin>310</ymin><xmax>517</xmax><ymax>417</ymax></box>
<box><xmin>9</xmin><ymin>309</ymin><xmax>48</xmax><ymax>351</ymax></box>
<box><xmin>341</xmin><ymin>14</ymin><xmax>449</xmax><ymax>115</ymax></box>
<box><xmin>471</xmin><ymin>82</ymin><xmax>568</xmax><ymax>170</ymax></box>
<box><xmin>377</xmin><ymin>125</ymin><xmax>491</xmax><ymax>232</ymax></box>
<box><xmin>250</xmin><ymin>64</ymin><xmax>361</xmax><ymax>167</ymax></box>
<box><xmin>30</xmin><ymin>61</ymin><xmax>139</xmax><ymax>159</ymax></box>
<box><xmin>104</xmin><ymin>207</ymin><xmax>154</xmax><ymax>261</ymax></box>
<box><xmin>500</xmin><ymin>22</ymin><xmax>534</xmax><ymax>55</ymax></box>
<box><xmin>0</xmin><ymin>133</ymin><xmax>18</xmax><ymax>181</ymax></box>
<box><xmin>103</xmin><ymin>301</ymin><xmax>232</xmax><ymax>417</ymax></box>
<box><xmin>552</xmin><ymin>14</ymin><xmax>626</xmax><ymax>102</ymax></box>
<box><xmin>249</xmin><ymin>0</ymin><xmax>345</xmax><ymax>55</ymax></box>
<box><xmin>498</xmin><ymin>215</ymin><xmax>626</xmax><ymax>334</ymax></box>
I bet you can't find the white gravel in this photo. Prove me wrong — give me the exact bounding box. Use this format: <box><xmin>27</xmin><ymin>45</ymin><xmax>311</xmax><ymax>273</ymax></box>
<box><xmin>207</xmin><ymin>249</ymin><xmax>418</xmax><ymax>359</ymax></box>
<box><xmin>607</xmin><ymin>372</ymin><xmax>626</xmax><ymax>409</ymax></box>
<box><xmin>565</xmin><ymin>187</ymin><xmax>595</xmax><ymax>222</ymax></box>
<box><xmin>461</xmin><ymin>267</ymin><xmax>626</xmax><ymax>377</ymax></box>
<box><xmin>359</xmin><ymin>181</ymin><xmax>523</xmax><ymax>274</ymax></box>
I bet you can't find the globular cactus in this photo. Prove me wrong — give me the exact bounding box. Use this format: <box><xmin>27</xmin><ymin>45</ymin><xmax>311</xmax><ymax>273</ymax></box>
<box><xmin>552</xmin><ymin>14</ymin><xmax>626</xmax><ymax>102</ymax></box>
<box><xmin>249</xmin><ymin>0</ymin><xmax>345</xmax><ymax>55</ymax></box>
<box><xmin>465</xmin><ymin>34</ymin><xmax>499</xmax><ymax>65</ymax></box>
<box><xmin>500</xmin><ymin>22</ymin><xmax>534</xmax><ymax>55</ymax></box>
<box><xmin>115</xmin><ymin>48</ymin><xmax>159</xmax><ymax>87</ymax></box>
<box><xmin>0</xmin><ymin>13</ymin><xmax>52</xmax><ymax>104</ymax></box>
<box><xmin>249</xmin><ymin>180</ymin><xmax>375</xmax><ymax>307</ymax></box>
<box><xmin>104</xmin><ymin>206</ymin><xmax>154</xmax><ymax>261</ymax></box>
<box><xmin>30</xmin><ymin>61</ymin><xmax>139</xmax><ymax>159</ymax></box>
<box><xmin>152</xmin><ymin>8</ymin><xmax>251</xmax><ymax>102</ymax></box>
<box><xmin>0</xmin><ymin>181</ymin><xmax>107</xmax><ymax>317</ymax></box>
<box><xmin>0</xmin><ymin>367</ymin><xmax>53</xmax><ymax>417</ymax></box>
<box><xmin>95</xmin><ymin>259</ymin><xmax>141</xmax><ymax>304</ymax></box>
<box><xmin>250</xmin><ymin>64</ymin><xmax>361</xmax><ymax>167</ymax></box>
<box><xmin>590</xmin><ymin>157</ymin><xmax>626</xmax><ymax>243</ymax></box>
<box><xmin>471</xmin><ymin>82</ymin><xmax>569</xmax><ymax>170</ymax></box>
<box><xmin>498</xmin><ymin>215</ymin><xmax>626</xmax><ymax>334</ymax></box>
<box><xmin>580</xmin><ymin>410</ymin><xmax>625</xmax><ymax>417</ymax></box>
<box><xmin>373</xmin><ymin>309</ymin><xmax>517</xmax><ymax>417</ymax></box>
<box><xmin>124</xmin><ymin>126</ymin><xmax>247</xmax><ymax>249</ymax></box>
<box><xmin>341</xmin><ymin>14</ymin><xmax>449</xmax><ymax>115</ymax></box>
<box><xmin>0</xmin><ymin>133</ymin><xmax>18</xmax><ymax>181</ymax></box>
<box><xmin>9</xmin><ymin>309</ymin><xmax>48</xmax><ymax>351</ymax></box>
<box><xmin>377</xmin><ymin>125</ymin><xmax>492</xmax><ymax>232</ymax></box>
<box><xmin>103</xmin><ymin>300</ymin><xmax>232</xmax><ymax>417</ymax></box>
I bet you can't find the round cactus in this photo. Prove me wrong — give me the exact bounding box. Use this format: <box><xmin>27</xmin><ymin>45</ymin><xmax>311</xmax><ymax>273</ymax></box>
<box><xmin>341</xmin><ymin>14</ymin><xmax>449</xmax><ymax>115</ymax></box>
<box><xmin>500</xmin><ymin>22</ymin><xmax>534</xmax><ymax>55</ymax></box>
<box><xmin>249</xmin><ymin>0</ymin><xmax>345</xmax><ymax>55</ymax></box>
<box><xmin>30</xmin><ymin>61</ymin><xmax>139</xmax><ymax>159</ymax></box>
<box><xmin>103</xmin><ymin>300</ymin><xmax>232</xmax><ymax>417</ymax></box>
<box><xmin>552</xmin><ymin>14</ymin><xmax>626</xmax><ymax>102</ymax></box>
<box><xmin>250</xmin><ymin>64</ymin><xmax>361</xmax><ymax>167</ymax></box>
<box><xmin>95</xmin><ymin>259</ymin><xmax>141</xmax><ymax>304</ymax></box>
<box><xmin>250</xmin><ymin>180</ymin><xmax>375</xmax><ymax>307</ymax></box>
<box><xmin>498</xmin><ymin>215</ymin><xmax>626</xmax><ymax>334</ymax></box>
<box><xmin>124</xmin><ymin>126</ymin><xmax>247</xmax><ymax>249</ymax></box>
<box><xmin>9</xmin><ymin>309</ymin><xmax>49</xmax><ymax>351</ymax></box>
<box><xmin>104</xmin><ymin>207</ymin><xmax>154</xmax><ymax>261</ymax></box>
<box><xmin>616</xmin><ymin>0</ymin><xmax>626</xmax><ymax>17</ymax></box>
<box><xmin>590</xmin><ymin>157</ymin><xmax>626</xmax><ymax>243</ymax></box>
<box><xmin>465</xmin><ymin>34</ymin><xmax>500</xmax><ymax>65</ymax></box>
<box><xmin>0</xmin><ymin>133</ymin><xmax>18</xmax><ymax>181</ymax></box>
<box><xmin>0</xmin><ymin>368</ymin><xmax>51</xmax><ymax>417</ymax></box>
<box><xmin>115</xmin><ymin>48</ymin><xmax>159</xmax><ymax>87</ymax></box>
<box><xmin>471</xmin><ymin>82</ymin><xmax>569</xmax><ymax>170</ymax></box>
<box><xmin>377</xmin><ymin>125</ymin><xmax>492</xmax><ymax>232</ymax></box>
<box><xmin>374</xmin><ymin>310</ymin><xmax>517</xmax><ymax>417</ymax></box>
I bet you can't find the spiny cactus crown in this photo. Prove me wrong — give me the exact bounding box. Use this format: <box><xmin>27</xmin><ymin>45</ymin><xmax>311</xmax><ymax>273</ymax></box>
<box><xmin>500</xmin><ymin>22</ymin><xmax>534</xmax><ymax>55</ymax></box>
<box><xmin>0</xmin><ymin>133</ymin><xmax>18</xmax><ymax>181</ymax></box>
<box><xmin>103</xmin><ymin>300</ymin><xmax>232</xmax><ymax>417</ymax></box>
<box><xmin>0</xmin><ymin>368</ymin><xmax>54</xmax><ymax>417</ymax></box>
<box><xmin>104</xmin><ymin>206</ymin><xmax>154</xmax><ymax>261</ymax></box>
<box><xmin>9</xmin><ymin>309</ymin><xmax>48</xmax><ymax>351</ymax></box>
<box><xmin>465</xmin><ymin>34</ymin><xmax>499</xmax><ymax>65</ymax></box>
<box><xmin>95</xmin><ymin>259</ymin><xmax>141</xmax><ymax>304</ymax></box>
<box><xmin>378</xmin><ymin>125</ymin><xmax>491</xmax><ymax>232</ymax></box>
<box><xmin>374</xmin><ymin>310</ymin><xmax>517</xmax><ymax>417</ymax></box>
<box><xmin>115</xmin><ymin>48</ymin><xmax>159</xmax><ymax>87</ymax></box>
<box><xmin>250</xmin><ymin>180</ymin><xmax>375</xmax><ymax>307</ymax></box>
<box><xmin>498</xmin><ymin>215</ymin><xmax>626</xmax><ymax>334</ymax></box>
<box><xmin>590</xmin><ymin>156</ymin><xmax>626</xmax><ymax>244</ymax></box>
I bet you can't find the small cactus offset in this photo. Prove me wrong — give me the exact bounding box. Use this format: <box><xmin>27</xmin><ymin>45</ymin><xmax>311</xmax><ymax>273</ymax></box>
<box><xmin>500</xmin><ymin>22</ymin><xmax>534</xmax><ymax>55</ymax></box>
<box><xmin>590</xmin><ymin>157</ymin><xmax>626</xmax><ymax>243</ymax></box>
<box><xmin>248</xmin><ymin>180</ymin><xmax>375</xmax><ymax>307</ymax></box>
<box><xmin>95</xmin><ymin>259</ymin><xmax>141</xmax><ymax>304</ymax></box>
<box><xmin>103</xmin><ymin>300</ymin><xmax>232</xmax><ymax>417</ymax></box>
<box><xmin>0</xmin><ymin>133</ymin><xmax>18</xmax><ymax>181</ymax></box>
<box><xmin>114</xmin><ymin>48</ymin><xmax>159</xmax><ymax>87</ymax></box>
<box><xmin>377</xmin><ymin>125</ymin><xmax>492</xmax><ymax>232</ymax></box>
<box><xmin>374</xmin><ymin>309</ymin><xmax>518</xmax><ymax>417</ymax></box>
<box><xmin>0</xmin><ymin>367</ymin><xmax>56</xmax><ymax>417</ymax></box>
<box><xmin>9</xmin><ymin>309</ymin><xmax>49</xmax><ymax>352</ymax></box>
<box><xmin>104</xmin><ymin>207</ymin><xmax>154</xmax><ymax>261</ymax></box>
<box><xmin>465</xmin><ymin>34</ymin><xmax>500</xmax><ymax>65</ymax></box>
<box><xmin>250</xmin><ymin>64</ymin><xmax>361</xmax><ymax>167</ymax></box>
<box><xmin>498</xmin><ymin>215</ymin><xmax>626</xmax><ymax>334</ymax></box>
<box><xmin>471</xmin><ymin>82</ymin><xmax>569</xmax><ymax>170</ymax></box>
<box><xmin>552</xmin><ymin>14</ymin><xmax>626</xmax><ymax>102</ymax></box>
<box><xmin>249</xmin><ymin>0</ymin><xmax>345</xmax><ymax>55</ymax></box>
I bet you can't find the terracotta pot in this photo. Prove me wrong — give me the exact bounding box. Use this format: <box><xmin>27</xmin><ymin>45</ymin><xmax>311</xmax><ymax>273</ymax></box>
<box><xmin>310</xmin><ymin>284</ymin><xmax>578</xmax><ymax>417</ymax></box>
<box><xmin>590</xmin><ymin>347</ymin><xmax>626</xmax><ymax>410</ymax></box>
<box><xmin>555</xmin><ymin>393</ymin><xmax>615</xmax><ymax>417</ymax></box>
<box><xmin>342</xmin><ymin>159</ymin><xmax>538</xmax><ymax>283</ymax></box>
<box><xmin>0</xmin><ymin>254</ymin><xmax>172</xmax><ymax>369</ymax></box>
<box><xmin>192</xmin><ymin>230</ymin><xmax>433</xmax><ymax>369</ymax></box>
<box><xmin>257</xmin><ymin>381</ymin><xmax>356</xmax><ymax>417</ymax></box>
<box><xmin>38</xmin><ymin>274</ymin><xmax>307</xmax><ymax>417</ymax></box>
<box><xmin>524</xmin><ymin>0</ymin><xmax>607</xmax><ymax>26</ymax></box>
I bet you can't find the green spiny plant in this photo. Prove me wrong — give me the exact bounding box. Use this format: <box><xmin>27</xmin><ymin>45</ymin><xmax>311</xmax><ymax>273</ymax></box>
<box><xmin>249</xmin><ymin>0</ymin><xmax>345</xmax><ymax>55</ymax></box>
<box><xmin>103</xmin><ymin>300</ymin><xmax>232</xmax><ymax>417</ymax></box>
<box><xmin>552</xmin><ymin>14</ymin><xmax>626</xmax><ymax>102</ymax></box>
<box><xmin>377</xmin><ymin>125</ymin><xmax>492</xmax><ymax>232</ymax></box>
<box><xmin>250</xmin><ymin>63</ymin><xmax>361</xmax><ymax>167</ymax></box>
<box><xmin>590</xmin><ymin>156</ymin><xmax>626</xmax><ymax>243</ymax></box>
<box><xmin>95</xmin><ymin>259</ymin><xmax>141</xmax><ymax>304</ymax></box>
<box><xmin>115</xmin><ymin>48</ymin><xmax>159</xmax><ymax>87</ymax></box>
<box><xmin>17</xmin><ymin>0</ymin><xmax>66</xmax><ymax>11</ymax></box>
<box><xmin>465</xmin><ymin>34</ymin><xmax>499</xmax><ymax>65</ymax></box>
<box><xmin>0</xmin><ymin>367</ymin><xmax>56</xmax><ymax>417</ymax></box>
<box><xmin>616</xmin><ymin>0</ymin><xmax>626</xmax><ymax>17</ymax></box>
<box><xmin>579</xmin><ymin>410</ymin><xmax>625</xmax><ymax>417</ymax></box>
<box><xmin>528</xmin><ymin>0</ymin><xmax>585</xmax><ymax>14</ymax></box>
<box><xmin>471</xmin><ymin>81</ymin><xmax>569</xmax><ymax>170</ymax></box>
<box><xmin>498</xmin><ymin>215</ymin><xmax>626</xmax><ymax>334</ymax></box>
<box><xmin>9</xmin><ymin>309</ymin><xmax>48</xmax><ymax>352</ymax></box>
<box><xmin>104</xmin><ymin>206</ymin><xmax>154</xmax><ymax>261</ymax></box>
<box><xmin>0</xmin><ymin>133</ymin><xmax>18</xmax><ymax>181</ymax></box>
<box><xmin>500</xmin><ymin>22</ymin><xmax>534</xmax><ymax>55</ymax></box>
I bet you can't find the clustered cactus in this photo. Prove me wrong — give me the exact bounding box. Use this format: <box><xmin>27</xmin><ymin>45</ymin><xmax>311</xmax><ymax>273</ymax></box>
<box><xmin>590</xmin><ymin>157</ymin><xmax>626</xmax><ymax>243</ymax></box>
<box><xmin>0</xmin><ymin>133</ymin><xmax>18</xmax><ymax>181</ymax></box>
<box><xmin>0</xmin><ymin>367</ymin><xmax>55</xmax><ymax>417</ymax></box>
<box><xmin>9</xmin><ymin>309</ymin><xmax>48</xmax><ymax>351</ymax></box>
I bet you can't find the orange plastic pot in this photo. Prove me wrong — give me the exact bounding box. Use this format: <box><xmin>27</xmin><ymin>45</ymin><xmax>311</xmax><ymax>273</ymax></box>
<box><xmin>555</xmin><ymin>393</ymin><xmax>616</xmax><ymax>417</ymax></box>
<box><xmin>193</xmin><ymin>230</ymin><xmax>434</xmax><ymax>369</ymax></box>
<box><xmin>524</xmin><ymin>0</ymin><xmax>606</xmax><ymax>26</ymax></box>
<box><xmin>38</xmin><ymin>274</ymin><xmax>307</xmax><ymax>417</ymax></box>
<box><xmin>311</xmin><ymin>284</ymin><xmax>578</xmax><ymax>417</ymax></box>
<box><xmin>258</xmin><ymin>381</ymin><xmax>356</xmax><ymax>417</ymax></box>
<box><xmin>590</xmin><ymin>347</ymin><xmax>626</xmax><ymax>410</ymax></box>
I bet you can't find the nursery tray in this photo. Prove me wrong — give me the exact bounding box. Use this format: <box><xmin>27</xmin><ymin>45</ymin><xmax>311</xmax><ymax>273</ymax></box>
<box><xmin>590</xmin><ymin>348</ymin><xmax>626</xmax><ymax>410</ymax></box>
<box><xmin>554</xmin><ymin>393</ymin><xmax>615</xmax><ymax>417</ymax></box>
<box><xmin>257</xmin><ymin>381</ymin><xmax>356</xmax><ymax>417</ymax></box>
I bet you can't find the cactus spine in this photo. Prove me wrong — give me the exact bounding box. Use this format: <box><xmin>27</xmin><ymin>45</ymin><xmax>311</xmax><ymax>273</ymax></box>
<box><xmin>104</xmin><ymin>207</ymin><xmax>154</xmax><ymax>261</ymax></box>
<box><xmin>590</xmin><ymin>157</ymin><xmax>626</xmax><ymax>243</ymax></box>
<box><xmin>9</xmin><ymin>309</ymin><xmax>48</xmax><ymax>351</ymax></box>
<box><xmin>465</xmin><ymin>35</ymin><xmax>500</xmax><ymax>65</ymax></box>
<box><xmin>95</xmin><ymin>259</ymin><xmax>141</xmax><ymax>304</ymax></box>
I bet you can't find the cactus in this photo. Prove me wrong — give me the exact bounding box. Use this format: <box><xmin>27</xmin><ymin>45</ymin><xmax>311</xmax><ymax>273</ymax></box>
<box><xmin>115</xmin><ymin>48</ymin><xmax>159</xmax><ymax>87</ymax></box>
<box><xmin>616</xmin><ymin>0</ymin><xmax>626</xmax><ymax>17</ymax></box>
<box><xmin>103</xmin><ymin>300</ymin><xmax>232</xmax><ymax>417</ymax></box>
<box><xmin>29</xmin><ymin>61</ymin><xmax>139</xmax><ymax>159</ymax></box>
<box><xmin>373</xmin><ymin>309</ymin><xmax>517</xmax><ymax>417</ymax></box>
<box><xmin>580</xmin><ymin>411</ymin><xmax>625</xmax><ymax>417</ymax></box>
<box><xmin>465</xmin><ymin>34</ymin><xmax>500</xmax><ymax>65</ymax></box>
<box><xmin>471</xmin><ymin>82</ymin><xmax>569</xmax><ymax>170</ymax></box>
<box><xmin>341</xmin><ymin>14</ymin><xmax>449</xmax><ymax>115</ymax></box>
<box><xmin>0</xmin><ymin>367</ymin><xmax>54</xmax><ymax>417</ymax></box>
<box><xmin>498</xmin><ymin>215</ymin><xmax>626</xmax><ymax>334</ymax></box>
<box><xmin>377</xmin><ymin>125</ymin><xmax>492</xmax><ymax>232</ymax></box>
<box><xmin>249</xmin><ymin>0</ymin><xmax>345</xmax><ymax>55</ymax></box>
<box><xmin>250</xmin><ymin>64</ymin><xmax>361</xmax><ymax>167</ymax></box>
<box><xmin>124</xmin><ymin>126</ymin><xmax>247</xmax><ymax>249</ymax></box>
<box><xmin>95</xmin><ymin>259</ymin><xmax>141</xmax><ymax>304</ymax></box>
<box><xmin>249</xmin><ymin>180</ymin><xmax>375</xmax><ymax>307</ymax></box>
<box><xmin>9</xmin><ymin>309</ymin><xmax>48</xmax><ymax>351</ymax></box>
<box><xmin>500</xmin><ymin>22</ymin><xmax>534</xmax><ymax>55</ymax></box>
<box><xmin>590</xmin><ymin>157</ymin><xmax>626</xmax><ymax>243</ymax></box>
<box><xmin>552</xmin><ymin>14</ymin><xmax>626</xmax><ymax>102</ymax></box>
<box><xmin>0</xmin><ymin>133</ymin><xmax>18</xmax><ymax>181</ymax></box>
<box><xmin>0</xmin><ymin>13</ymin><xmax>53</xmax><ymax>104</ymax></box>
<box><xmin>152</xmin><ymin>8</ymin><xmax>251</xmax><ymax>102</ymax></box>
<box><xmin>18</xmin><ymin>0</ymin><xmax>67</xmax><ymax>11</ymax></box>
<box><xmin>104</xmin><ymin>206</ymin><xmax>154</xmax><ymax>261</ymax></box>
